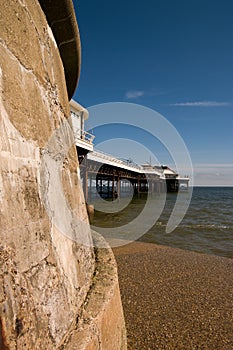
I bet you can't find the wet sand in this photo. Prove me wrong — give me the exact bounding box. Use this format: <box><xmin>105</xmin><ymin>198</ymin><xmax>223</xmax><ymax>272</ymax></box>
<box><xmin>113</xmin><ymin>242</ymin><xmax>233</xmax><ymax>350</ymax></box>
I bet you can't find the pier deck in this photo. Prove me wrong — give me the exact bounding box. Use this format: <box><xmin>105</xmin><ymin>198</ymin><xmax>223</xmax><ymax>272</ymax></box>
<box><xmin>77</xmin><ymin>148</ymin><xmax>189</xmax><ymax>202</ymax></box>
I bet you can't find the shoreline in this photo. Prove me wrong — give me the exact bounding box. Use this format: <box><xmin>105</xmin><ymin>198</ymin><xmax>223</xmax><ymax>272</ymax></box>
<box><xmin>113</xmin><ymin>241</ymin><xmax>233</xmax><ymax>350</ymax></box>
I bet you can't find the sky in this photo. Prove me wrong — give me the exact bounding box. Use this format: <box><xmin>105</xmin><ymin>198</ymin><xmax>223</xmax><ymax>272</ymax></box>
<box><xmin>73</xmin><ymin>0</ymin><xmax>233</xmax><ymax>186</ymax></box>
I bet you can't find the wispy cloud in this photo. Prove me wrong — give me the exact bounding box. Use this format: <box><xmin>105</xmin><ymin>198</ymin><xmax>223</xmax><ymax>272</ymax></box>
<box><xmin>193</xmin><ymin>163</ymin><xmax>233</xmax><ymax>186</ymax></box>
<box><xmin>170</xmin><ymin>101</ymin><xmax>232</xmax><ymax>107</ymax></box>
<box><xmin>125</xmin><ymin>90</ymin><xmax>145</xmax><ymax>99</ymax></box>
<box><xmin>195</xmin><ymin>163</ymin><xmax>233</xmax><ymax>168</ymax></box>
<box><xmin>125</xmin><ymin>87</ymin><xmax>171</xmax><ymax>100</ymax></box>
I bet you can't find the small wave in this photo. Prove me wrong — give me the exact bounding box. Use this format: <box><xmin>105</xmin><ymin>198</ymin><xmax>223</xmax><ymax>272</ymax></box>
<box><xmin>155</xmin><ymin>221</ymin><xmax>233</xmax><ymax>230</ymax></box>
<box><xmin>181</xmin><ymin>223</ymin><xmax>232</xmax><ymax>230</ymax></box>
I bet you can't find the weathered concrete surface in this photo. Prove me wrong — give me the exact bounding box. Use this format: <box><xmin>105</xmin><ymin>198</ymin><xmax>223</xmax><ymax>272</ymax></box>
<box><xmin>0</xmin><ymin>0</ymin><xmax>126</xmax><ymax>349</ymax></box>
<box><xmin>0</xmin><ymin>0</ymin><xmax>94</xmax><ymax>347</ymax></box>
<box><xmin>64</xmin><ymin>232</ymin><xmax>127</xmax><ymax>350</ymax></box>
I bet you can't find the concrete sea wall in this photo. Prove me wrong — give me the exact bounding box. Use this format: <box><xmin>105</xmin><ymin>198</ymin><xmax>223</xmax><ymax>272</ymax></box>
<box><xmin>0</xmin><ymin>0</ymin><xmax>126</xmax><ymax>348</ymax></box>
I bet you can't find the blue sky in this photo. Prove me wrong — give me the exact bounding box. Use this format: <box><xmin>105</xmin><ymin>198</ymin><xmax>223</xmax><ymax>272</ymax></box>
<box><xmin>73</xmin><ymin>0</ymin><xmax>233</xmax><ymax>186</ymax></box>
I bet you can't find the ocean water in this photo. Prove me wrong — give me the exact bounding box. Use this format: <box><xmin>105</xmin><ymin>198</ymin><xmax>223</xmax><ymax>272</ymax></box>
<box><xmin>90</xmin><ymin>187</ymin><xmax>233</xmax><ymax>259</ymax></box>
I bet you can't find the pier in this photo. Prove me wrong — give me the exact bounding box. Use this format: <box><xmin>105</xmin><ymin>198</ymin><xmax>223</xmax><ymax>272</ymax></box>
<box><xmin>70</xmin><ymin>99</ymin><xmax>189</xmax><ymax>202</ymax></box>
<box><xmin>80</xmin><ymin>150</ymin><xmax>167</xmax><ymax>202</ymax></box>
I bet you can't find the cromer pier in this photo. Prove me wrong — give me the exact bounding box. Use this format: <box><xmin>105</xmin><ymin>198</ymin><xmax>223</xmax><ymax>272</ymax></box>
<box><xmin>70</xmin><ymin>99</ymin><xmax>190</xmax><ymax>202</ymax></box>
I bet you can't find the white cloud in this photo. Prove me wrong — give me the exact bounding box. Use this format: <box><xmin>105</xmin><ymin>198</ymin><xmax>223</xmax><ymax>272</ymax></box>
<box><xmin>170</xmin><ymin>101</ymin><xmax>232</xmax><ymax>107</ymax></box>
<box><xmin>169</xmin><ymin>163</ymin><xmax>233</xmax><ymax>186</ymax></box>
<box><xmin>125</xmin><ymin>88</ymin><xmax>168</xmax><ymax>99</ymax></box>
<box><xmin>125</xmin><ymin>90</ymin><xmax>145</xmax><ymax>99</ymax></box>
<box><xmin>193</xmin><ymin>163</ymin><xmax>233</xmax><ymax>186</ymax></box>
<box><xmin>195</xmin><ymin>163</ymin><xmax>233</xmax><ymax>168</ymax></box>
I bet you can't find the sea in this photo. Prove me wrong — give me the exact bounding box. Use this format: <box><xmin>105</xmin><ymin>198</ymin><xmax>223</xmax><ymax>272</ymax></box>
<box><xmin>90</xmin><ymin>187</ymin><xmax>233</xmax><ymax>259</ymax></box>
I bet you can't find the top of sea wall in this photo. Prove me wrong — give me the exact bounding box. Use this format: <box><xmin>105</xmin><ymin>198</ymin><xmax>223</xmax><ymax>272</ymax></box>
<box><xmin>39</xmin><ymin>0</ymin><xmax>81</xmax><ymax>100</ymax></box>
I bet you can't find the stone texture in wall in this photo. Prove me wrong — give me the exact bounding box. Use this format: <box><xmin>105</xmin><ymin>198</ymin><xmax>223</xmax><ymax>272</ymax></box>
<box><xmin>0</xmin><ymin>0</ymin><xmax>127</xmax><ymax>349</ymax></box>
<box><xmin>0</xmin><ymin>0</ymin><xmax>95</xmax><ymax>348</ymax></box>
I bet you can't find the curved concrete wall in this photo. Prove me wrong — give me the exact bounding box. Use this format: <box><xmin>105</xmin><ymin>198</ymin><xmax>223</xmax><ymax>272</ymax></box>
<box><xmin>0</xmin><ymin>0</ymin><xmax>126</xmax><ymax>350</ymax></box>
<box><xmin>0</xmin><ymin>0</ymin><xmax>96</xmax><ymax>347</ymax></box>
<box><xmin>0</xmin><ymin>1</ymin><xmax>126</xmax><ymax>349</ymax></box>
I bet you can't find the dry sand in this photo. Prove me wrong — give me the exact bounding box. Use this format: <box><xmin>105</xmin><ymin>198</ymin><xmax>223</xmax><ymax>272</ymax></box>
<box><xmin>113</xmin><ymin>242</ymin><xmax>233</xmax><ymax>350</ymax></box>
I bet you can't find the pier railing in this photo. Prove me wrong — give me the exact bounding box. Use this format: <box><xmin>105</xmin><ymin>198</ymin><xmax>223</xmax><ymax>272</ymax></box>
<box><xmin>74</xmin><ymin>129</ymin><xmax>95</xmax><ymax>145</ymax></box>
<box><xmin>89</xmin><ymin>150</ymin><xmax>142</xmax><ymax>171</ymax></box>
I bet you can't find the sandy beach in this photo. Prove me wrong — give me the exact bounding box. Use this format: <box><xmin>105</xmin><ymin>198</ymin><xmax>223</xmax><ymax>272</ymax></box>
<box><xmin>113</xmin><ymin>242</ymin><xmax>233</xmax><ymax>350</ymax></box>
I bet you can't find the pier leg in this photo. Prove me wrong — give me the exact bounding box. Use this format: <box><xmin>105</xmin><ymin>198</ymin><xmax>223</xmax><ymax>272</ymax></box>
<box><xmin>117</xmin><ymin>176</ymin><xmax>121</xmax><ymax>199</ymax></box>
<box><xmin>112</xmin><ymin>176</ymin><xmax>115</xmax><ymax>201</ymax></box>
<box><xmin>108</xmin><ymin>177</ymin><xmax>110</xmax><ymax>198</ymax></box>
<box><xmin>100</xmin><ymin>178</ymin><xmax>103</xmax><ymax>196</ymax></box>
